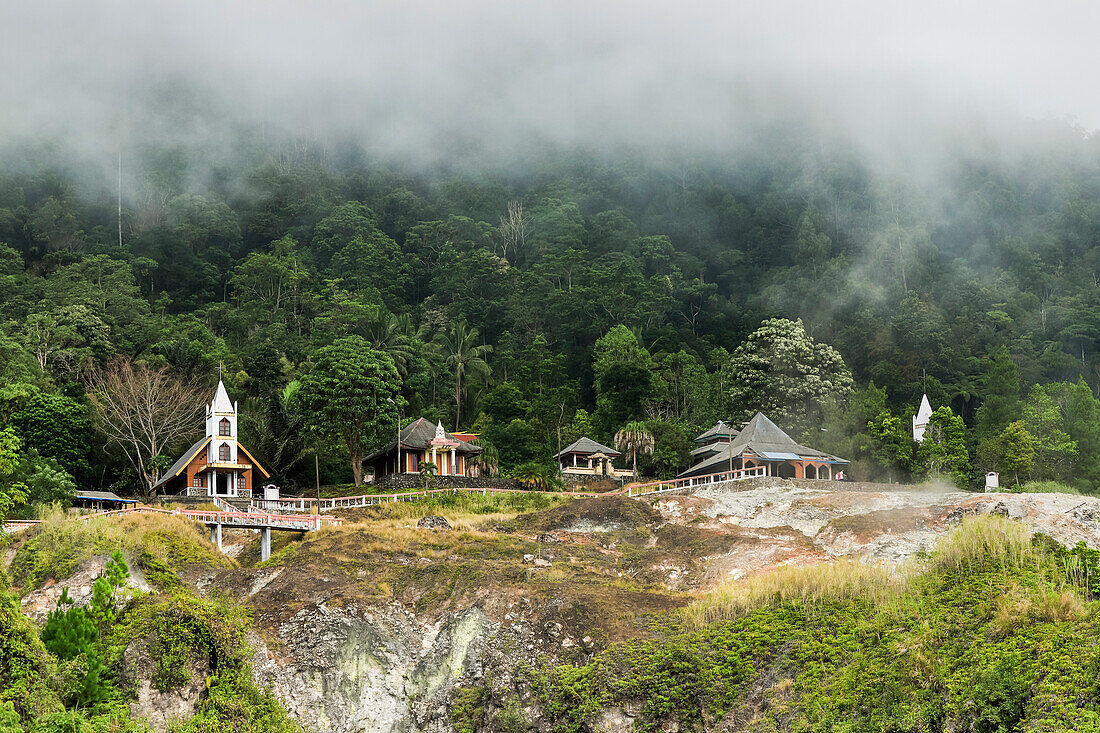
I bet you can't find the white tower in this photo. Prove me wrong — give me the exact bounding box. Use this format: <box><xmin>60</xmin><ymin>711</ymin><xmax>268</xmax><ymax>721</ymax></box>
<box><xmin>205</xmin><ymin>379</ymin><xmax>238</xmax><ymax>463</ymax></box>
<box><xmin>913</xmin><ymin>394</ymin><xmax>934</xmax><ymax>442</ymax></box>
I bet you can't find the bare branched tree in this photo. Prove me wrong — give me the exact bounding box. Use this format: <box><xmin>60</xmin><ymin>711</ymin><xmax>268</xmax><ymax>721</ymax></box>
<box><xmin>497</xmin><ymin>200</ymin><xmax>528</xmax><ymax>266</ymax></box>
<box><xmin>86</xmin><ymin>359</ymin><xmax>206</xmax><ymax>495</ymax></box>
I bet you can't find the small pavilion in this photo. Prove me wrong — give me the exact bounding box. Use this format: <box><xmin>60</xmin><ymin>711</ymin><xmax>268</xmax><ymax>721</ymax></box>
<box><xmin>677</xmin><ymin>412</ymin><xmax>848</xmax><ymax>480</ymax></box>
<box><xmin>554</xmin><ymin>437</ymin><xmax>633</xmax><ymax>478</ymax></box>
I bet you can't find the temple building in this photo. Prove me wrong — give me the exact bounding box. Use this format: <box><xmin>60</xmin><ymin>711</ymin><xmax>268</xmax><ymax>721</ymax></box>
<box><xmin>152</xmin><ymin>379</ymin><xmax>270</xmax><ymax>498</ymax></box>
<box><xmin>365</xmin><ymin>418</ymin><xmax>483</xmax><ymax>479</ymax></box>
<box><xmin>677</xmin><ymin>412</ymin><xmax>848</xmax><ymax>480</ymax></box>
<box><xmin>690</xmin><ymin>420</ymin><xmax>740</xmax><ymax>465</ymax></box>
<box><xmin>554</xmin><ymin>437</ymin><xmax>633</xmax><ymax>478</ymax></box>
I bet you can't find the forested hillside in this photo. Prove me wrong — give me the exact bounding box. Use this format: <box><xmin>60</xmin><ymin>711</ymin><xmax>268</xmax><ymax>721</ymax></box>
<box><xmin>3</xmin><ymin>120</ymin><xmax>1100</xmax><ymax>499</ymax></box>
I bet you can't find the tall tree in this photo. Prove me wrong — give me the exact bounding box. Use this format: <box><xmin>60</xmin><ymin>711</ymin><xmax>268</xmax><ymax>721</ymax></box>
<box><xmin>432</xmin><ymin>321</ymin><xmax>491</xmax><ymax>430</ymax></box>
<box><xmin>726</xmin><ymin>318</ymin><xmax>854</xmax><ymax>432</ymax></box>
<box><xmin>298</xmin><ymin>336</ymin><xmax>402</xmax><ymax>486</ymax></box>
<box><xmin>85</xmin><ymin>359</ymin><xmax>206</xmax><ymax>495</ymax></box>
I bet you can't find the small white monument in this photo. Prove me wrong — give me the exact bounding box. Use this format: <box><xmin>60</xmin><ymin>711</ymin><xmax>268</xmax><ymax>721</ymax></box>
<box><xmin>913</xmin><ymin>394</ymin><xmax>934</xmax><ymax>442</ymax></box>
<box><xmin>985</xmin><ymin>472</ymin><xmax>999</xmax><ymax>492</ymax></box>
<box><xmin>263</xmin><ymin>483</ymin><xmax>281</xmax><ymax>500</ymax></box>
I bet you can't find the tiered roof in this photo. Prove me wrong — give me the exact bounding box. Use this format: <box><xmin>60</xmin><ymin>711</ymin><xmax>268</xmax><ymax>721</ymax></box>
<box><xmin>678</xmin><ymin>412</ymin><xmax>847</xmax><ymax>478</ymax></box>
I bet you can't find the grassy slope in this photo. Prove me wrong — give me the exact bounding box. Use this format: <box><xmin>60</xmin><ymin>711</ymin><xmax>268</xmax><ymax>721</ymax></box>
<box><xmin>525</xmin><ymin>516</ymin><xmax>1100</xmax><ymax>733</ymax></box>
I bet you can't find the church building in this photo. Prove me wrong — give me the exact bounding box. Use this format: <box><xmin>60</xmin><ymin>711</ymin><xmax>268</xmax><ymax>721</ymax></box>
<box><xmin>912</xmin><ymin>394</ymin><xmax>934</xmax><ymax>441</ymax></box>
<box><xmin>152</xmin><ymin>379</ymin><xmax>270</xmax><ymax>498</ymax></box>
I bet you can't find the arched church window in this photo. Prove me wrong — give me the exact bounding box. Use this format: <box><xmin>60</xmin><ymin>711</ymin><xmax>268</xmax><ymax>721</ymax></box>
<box><xmin>219</xmin><ymin>443</ymin><xmax>231</xmax><ymax>462</ymax></box>
<box><xmin>219</xmin><ymin>418</ymin><xmax>231</xmax><ymax>436</ymax></box>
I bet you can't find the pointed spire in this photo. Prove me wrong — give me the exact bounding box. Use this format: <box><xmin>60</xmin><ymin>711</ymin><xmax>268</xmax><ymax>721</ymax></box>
<box><xmin>916</xmin><ymin>394</ymin><xmax>934</xmax><ymax>423</ymax></box>
<box><xmin>213</xmin><ymin>378</ymin><xmax>233</xmax><ymax>413</ymax></box>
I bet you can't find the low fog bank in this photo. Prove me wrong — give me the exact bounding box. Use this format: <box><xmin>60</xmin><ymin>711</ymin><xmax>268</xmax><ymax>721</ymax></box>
<box><xmin>2</xmin><ymin>0</ymin><xmax>1098</xmax><ymax>175</ymax></box>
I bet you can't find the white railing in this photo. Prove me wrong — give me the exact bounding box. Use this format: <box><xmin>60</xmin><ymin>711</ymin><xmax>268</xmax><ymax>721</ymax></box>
<box><xmin>210</xmin><ymin>496</ymin><xmax>234</xmax><ymax>512</ymax></box>
<box><xmin>623</xmin><ymin>465</ymin><xmax>768</xmax><ymax>498</ymax></box>
<box><xmin>2</xmin><ymin>467</ymin><xmax>772</xmax><ymax>535</ymax></box>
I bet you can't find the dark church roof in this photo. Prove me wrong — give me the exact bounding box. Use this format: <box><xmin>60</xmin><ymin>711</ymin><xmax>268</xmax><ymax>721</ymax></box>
<box><xmin>678</xmin><ymin>412</ymin><xmax>847</xmax><ymax>478</ymax></box>
<box><xmin>553</xmin><ymin>437</ymin><xmax>621</xmax><ymax>459</ymax></box>
<box><xmin>364</xmin><ymin>418</ymin><xmax>482</xmax><ymax>464</ymax></box>
<box><xmin>152</xmin><ymin>437</ymin><xmax>211</xmax><ymax>490</ymax></box>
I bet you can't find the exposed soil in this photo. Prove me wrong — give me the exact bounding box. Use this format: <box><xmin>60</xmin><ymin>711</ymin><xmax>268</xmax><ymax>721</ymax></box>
<box><xmin>514</xmin><ymin>495</ymin><xmax>662</xmax><ymax>533</ymax></box>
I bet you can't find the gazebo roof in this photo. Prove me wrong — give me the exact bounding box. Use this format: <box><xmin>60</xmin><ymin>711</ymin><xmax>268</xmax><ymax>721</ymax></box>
<box><xmin>553</xmin><ymin>437</ymin><xmax>621</xmax><ymax>459</ymax></box>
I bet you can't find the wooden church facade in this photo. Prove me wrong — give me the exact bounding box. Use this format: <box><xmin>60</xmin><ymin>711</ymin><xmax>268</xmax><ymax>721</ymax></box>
<box><xmin>153</xmin><ymin>379</ymin><xmax>270</xmax><ymax>498</ymax></box>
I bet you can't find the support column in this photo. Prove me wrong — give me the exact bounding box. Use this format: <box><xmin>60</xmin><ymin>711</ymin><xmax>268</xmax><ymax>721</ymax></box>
<box><xmin>260</xmin><ymin>527</ymin><xmax>271</xmax><ymax>562</ymax></box>
<box><xmin>214</xmin><ymin>523</ymin><xmax>223</xmax><ymax>552</ymax></box>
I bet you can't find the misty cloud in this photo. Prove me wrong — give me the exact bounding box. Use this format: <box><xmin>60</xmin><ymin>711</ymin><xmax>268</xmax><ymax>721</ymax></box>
<box><xmin>2</xmin><ymin>0</ymin><xmax>1097</xmax><ymax>165</ymax></box>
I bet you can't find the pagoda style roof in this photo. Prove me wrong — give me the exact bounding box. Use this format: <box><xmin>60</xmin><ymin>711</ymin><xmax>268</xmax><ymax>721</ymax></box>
<box><xmin>553</xmin><ymin>437</ymin><xmax>621</xmax><ymax>459</ymax></box>
<box><xmin>678</xmin><ymin>412</ymin><xmax>847</xmax><ymax>478</ymax></box>
<box><xmin>694</xmin><ymin>420</ymin><xmax>739</xmax><ymax>444</ymax></box>
<box><xmin>364</xmin><ymin>418</ymin><xmax>483</xmax><ymax>463</ymax></box>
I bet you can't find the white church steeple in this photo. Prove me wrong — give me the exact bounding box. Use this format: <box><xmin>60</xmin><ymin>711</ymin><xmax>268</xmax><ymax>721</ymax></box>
<box><xmin>205</xmin><ymin>378</ymin><xmax>239</xmax><ymax>463</ymax></box>
<box><xmin>913</xmin><ymin>394</ymin><xmax>934</xmax><ymax>442</ymax></box>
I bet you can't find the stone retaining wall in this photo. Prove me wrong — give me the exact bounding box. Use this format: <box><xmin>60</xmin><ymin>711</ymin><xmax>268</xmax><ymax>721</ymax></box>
<box><xmin>702</xmin><ymin>476</ymin><xmax>934</xmax><ymax>493</ymax></box>
<box><xmin>373</xmin><ymin>473</ymin><xmax>523</xmax><ymax>491</ymax></box>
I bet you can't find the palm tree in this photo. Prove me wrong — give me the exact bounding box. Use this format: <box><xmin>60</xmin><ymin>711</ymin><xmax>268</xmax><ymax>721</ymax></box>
<box><xmin>365</xmin><ymin>311</ymin><xmax>414</xmax><ymax>377</ymax></box>
<box><xmin>615</xmin><ymin>421</ymin><xmax>655</xmax><ymax>477</ymax></box>
<box><xmin>471</xmin><ymin>440</ymin><xmax>500</xmax><ymax>477</ymax></box>
<box><xmin>432</xmin><ymin>320</ymin><xmax>492</xmax><ymax>429</ymax></box>
<box><xmin>238</xmin><ymin>381</ymin><xmax>312</xmax><ymax>485</ymax></box>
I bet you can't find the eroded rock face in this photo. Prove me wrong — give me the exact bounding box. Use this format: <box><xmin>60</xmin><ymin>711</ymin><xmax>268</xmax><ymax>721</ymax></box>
<box><xmin>683</xmin><ymin>481</ymin><xmax>1100</xmax><ymax>571</ymax></box>
<box><xmin>123</xmin><ymin>642</ymin><xmax>211</xmax><ymax>730</ymax></box>
<box><xmin>251</xmin><ymin>603</ymin><xmax>490</xmax><ymax>733</ymax></box>
<box><xmin>20</xmin><ymin>553</ymin><xmax>150</xmax><ymax>622</ymax></box>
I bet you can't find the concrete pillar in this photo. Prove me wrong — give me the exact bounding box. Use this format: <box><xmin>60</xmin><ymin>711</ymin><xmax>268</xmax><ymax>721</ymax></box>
<box><xmin>260</xmin><ymin>527</ymin><xmax>271</xmax><ymax>562</ymax></box>
<box><xmin>214</xmin><ymin>523</ymin><xmax>223</xmax><ymax>552</ymax></box>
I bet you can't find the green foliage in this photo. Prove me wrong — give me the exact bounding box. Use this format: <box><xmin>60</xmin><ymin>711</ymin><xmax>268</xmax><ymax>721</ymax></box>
<box><xmin>507</xmin><ymin>461</ymin><xmax>561</xmax><ymax>491</ymax></box>
<box><xmin>0</xmin><ymin>428</ymin><xmax>29</xmax><ymax>517</ymax></box>
<box><xmin>866</xmin><ymin>408</ymin><xmax>915</xmax><ymax>481</ymax></box>
<box><xmin>532</xmin><ymin>518</ymin><xmax>1100</xmax><ymax>733</ymax></box>
<box><xmin>10</xmin><ymin>392</ymin><xmax>92</xmax><ymax>480</ymax></box>
<box><xmin>451</xmin><ymin>685</ymin><xmax>489</xmax><ymax>733</ymax></box>
<box><xmin>593</xmin><ymin>326</ymin><xmax>660</xmax><ymax>434</ymax></box>
<box><xmin>40</xmin><ymin>552</ymin><xmax>128</xmax><ymax>708</ymax></box>
<box><xmin>1023</xmin><ymin>385</ymin><xmax>1077</xmax><ymax>482</ymax></box>
<box><xmin>298</xmin><ymin>335</ymin><xmax>403</xmax><ymax>485</ymax></box>
<box><xmin>726</xmin><ymin>318</ymin><xmax>854</xmax><ymax>434</ymax></box>
<box><xmin>918</xmin><ymin>406</ymin><xmax>971</xmax><ymax>488</ymax></box>
<box><xmin>993</xmin><ymin>421</ymin><xmax>1036</xmax><ymax>485</ymax></box>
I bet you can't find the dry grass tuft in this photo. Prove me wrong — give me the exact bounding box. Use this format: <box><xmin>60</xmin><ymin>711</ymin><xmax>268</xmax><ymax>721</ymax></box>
<box><xmin>682</xmin><ymin>559</ymin><xmax>906</xmax><ymax>628</ymax></box>
<box><xmin>931</xmin><ymin>515</ymin><xmax>1034</xmax><ymax>574</ymax></box>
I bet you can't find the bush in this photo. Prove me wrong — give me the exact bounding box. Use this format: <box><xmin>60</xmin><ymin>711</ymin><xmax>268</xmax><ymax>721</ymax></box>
<box><xmin>1013</xmin><ymin>480</ymin><xmax>1080</xmax><ymax>495</ymax></box>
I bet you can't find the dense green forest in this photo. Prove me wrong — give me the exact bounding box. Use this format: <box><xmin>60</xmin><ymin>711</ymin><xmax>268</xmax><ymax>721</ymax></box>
<box><xmin>3</xmin><ymin>120</ymin><xmax>1100</xmax><ymax>502</ymax></box>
